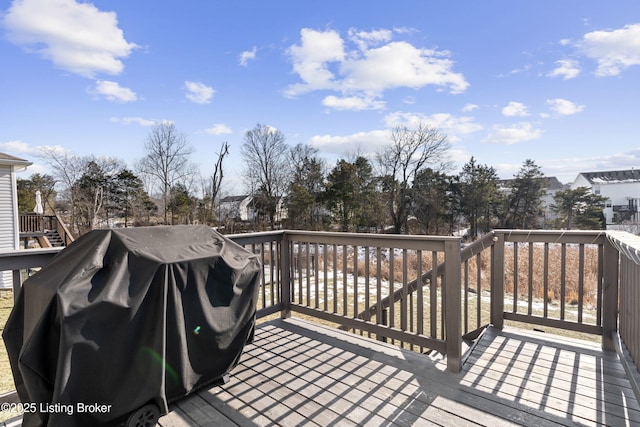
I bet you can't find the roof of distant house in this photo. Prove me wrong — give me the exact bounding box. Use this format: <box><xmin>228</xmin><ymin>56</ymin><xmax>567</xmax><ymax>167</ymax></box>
<box><xmin>0</xmin><ymin>152</ymin><xmax>32</xmax><ymax>167</ymax></box>
<box><xmin>499</xmin><ymin>176</ymin><xmax>565</xmax><ymax>190</ymax></box>
<box><xmin>578</xmin><ymin>169</ymin><xmax>640</xmax><ymax>184</ymax></box>
<box><xmin>219</xmin><ymin>195</ymin><xmax>250</xmax><ymax>203</ymax></box>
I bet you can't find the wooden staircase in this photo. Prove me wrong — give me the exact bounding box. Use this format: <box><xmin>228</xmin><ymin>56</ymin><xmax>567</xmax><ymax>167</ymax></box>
<box><xmin>20</xmin><ymin>213</ymin><xmax>74</xmax><ymax>248</ymax></box>
<box><xmin>42</xmin><ymin>230</ymin><xmax>65</xmax><ymax>247</ymax></box>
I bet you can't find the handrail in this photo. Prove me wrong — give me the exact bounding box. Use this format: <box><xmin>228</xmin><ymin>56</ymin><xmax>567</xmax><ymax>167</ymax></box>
<box><xmin>54</xmin><ymin>212</ymin><xmax>75</xmax><ymax>245</ymax></box>
<box><xmin>609</xmin><ymin>231</ymin><xmax>640</xmax><ymax>371</ymax></box>
<box><xmin>2</xmin><ymin>228</ymin><xmax>640</xmax><ymax>376</ymax></box>
<box><xmin>353</xmin><ymin>232</ymin><xmax>496</xmax><ymax>329</ymax></box>
<box><xmin>0</xmin><ymin>247</ymin><xmax>63</xmax><ymax>300</ymax></box>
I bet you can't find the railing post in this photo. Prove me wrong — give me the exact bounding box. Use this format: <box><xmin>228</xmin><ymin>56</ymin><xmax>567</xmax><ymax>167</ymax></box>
<box><xmin>444</xmin><ymin>239</ymin><xmax>462</xmax><ymax>373</ymax></box>
<box><xmin>602</xmin><ymin>238</ymin><xmax>619</xmax><ymax>351</ymax></box>
<box><xmin>491</xmin><ymin>232</ymin><xmax>505</xmax><ymax>330</ymax></box>
<box><xmin>280</xmin><ymin>231</ymin><xmax>291</xmax><ymax>319</ymax></box>
<box><xmin>12</xmin><ymin>270</ymin><xmax>22</xmax><ymax>303</ymax></box>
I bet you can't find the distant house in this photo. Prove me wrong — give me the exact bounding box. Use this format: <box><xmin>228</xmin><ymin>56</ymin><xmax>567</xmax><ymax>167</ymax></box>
<box><xmin>217</xmin><ymin>195</ymin><xmax>288</xmax><ymax>224</ymax></box>
<box><xmin>571</xmin><ymin>169</ymin><xmax>640</xmax><ymax>225</ymax></box>
<box><xmin>0</xmin><ymin>153</ymin><xmax>32</xmax><ymax>288</ymax></box>
<box><xmin>217</xmin><ymin>195</ymin><xmax>256</xmax><ymax>222</ymax></box>
<box><xmin>498</xmin><ymin>176</ymin><xmax>567</xmax><ymax>225</ymax></box>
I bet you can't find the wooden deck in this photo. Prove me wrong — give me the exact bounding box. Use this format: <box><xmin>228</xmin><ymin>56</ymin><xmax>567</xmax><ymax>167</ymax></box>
<box><xmin>157</xmin><ymin>317</ymin><xmax>640</xmax><ymax>427</ymax></box>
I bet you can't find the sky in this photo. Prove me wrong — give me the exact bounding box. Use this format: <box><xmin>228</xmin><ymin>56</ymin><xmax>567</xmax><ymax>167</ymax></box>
<box><xmin>1</xmin><ymin>0</ymin><xmax>640</xmax><ymax>193</ymax></box>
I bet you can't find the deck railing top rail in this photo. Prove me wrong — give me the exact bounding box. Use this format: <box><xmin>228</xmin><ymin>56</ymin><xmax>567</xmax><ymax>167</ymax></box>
<box><xmin>607</xmin><ymin>230</ymin><xmax>640</xmax><ymax>265</ymax></box>
<box><xmin>2</xmin><ymin>228</ymin><xmax>640</xmax><ymax>375</ymax></box>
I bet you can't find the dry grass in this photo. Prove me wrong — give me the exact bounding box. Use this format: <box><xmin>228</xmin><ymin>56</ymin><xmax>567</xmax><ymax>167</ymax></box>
<box><xmin>296</xmin><ymin>242</ymin><xmax>600</xmax><ymax>307</ymax></box>
<box><xmin>0</xmin><ymin>290</ymin><xmax>15</xmax><ymax>395</ymax></box>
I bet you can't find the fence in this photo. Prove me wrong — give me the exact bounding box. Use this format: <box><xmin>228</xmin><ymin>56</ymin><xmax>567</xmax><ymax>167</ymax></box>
<box><xmin>3</xmin><ymin>228</ymin><xmax>640</xmax><ymax>374</ymax></box>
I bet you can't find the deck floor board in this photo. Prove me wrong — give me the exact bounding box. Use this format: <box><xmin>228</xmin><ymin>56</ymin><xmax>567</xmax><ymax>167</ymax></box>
<box><xmin>154</xmin><ymin>317</ymin><xmax>640</xmax><ymax>426</ymax></box>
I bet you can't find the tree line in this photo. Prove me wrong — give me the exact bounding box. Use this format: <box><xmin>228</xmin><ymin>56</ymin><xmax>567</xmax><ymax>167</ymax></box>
<box><xmin>16</xmin><ymin>122</ymin><xmax>606</xmax><ymax>238</ymax></box>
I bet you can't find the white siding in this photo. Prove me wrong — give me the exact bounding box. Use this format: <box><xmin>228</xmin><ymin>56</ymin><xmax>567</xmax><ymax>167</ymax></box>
<box><xmin>0</xmin><ymin>166</ymin><xmax>17</xmax><ymax>288</ymax></box>
<box><xmin>0</xmin><ymin>166</ymin><xmax>16</xmax><ymax>250</ymax></box>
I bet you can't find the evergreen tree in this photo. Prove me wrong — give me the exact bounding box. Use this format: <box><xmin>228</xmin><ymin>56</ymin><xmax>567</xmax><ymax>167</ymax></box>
<box><xmin>287</xmin><ymin>144</ymin><xmax>326</xmax><ymax>229</ymax></box>
<box><xmin>412</xmin><ymin>168</ymin><xmax>457</xmax><ymax>235</ymax></box>
<box><xmin>504</xmin><ymin>159</ymin><xmax>546</xmax><ymax>229</ymax></box>
<box><xmin>17</xmin><ymin>174</ymin><xmax>56</xmax><ymax>214</ymax></box>
<box><xmin>324</xmin><ymin>157</ymin><xmax>380</xmax><ymax>232</ymax></box>
<box><xmin>552</xmin><ymin>187</ymin><xmax>607</xmax><ymax>230</ymax></box>
<box><xmin>458</xmin><ymin>157</ymin><xmax>499</xmax><ymax>239</ymax></box>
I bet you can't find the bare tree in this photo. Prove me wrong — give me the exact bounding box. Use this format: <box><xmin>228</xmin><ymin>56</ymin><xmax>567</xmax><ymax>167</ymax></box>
<box><xmin>240</xmin><ymin>123</ymin><xmax>290</xmax><ymax>228</ymax></box>
<box><xmin>38</xmin><ymin>147</ymin><xmax>84</xmax><ymax>230</ymax></box>
<box><xmin>377</xmin><ymin>122</ymin><xmax>450</xmax><ymax>233</ymax></box>
<box><xmin>38</xmin><ymin>147</ymin><xmax>124</xmax><ymax>235</ymax></box>
<box><xmin>210</xmin><ymin>142</ymin><xmax>229</xmax><ymax>211</ymax></box>
<box><xmin>137</xmin><ymin>122</ymin><xmax>195</xmax><ymax>224</ymax></box>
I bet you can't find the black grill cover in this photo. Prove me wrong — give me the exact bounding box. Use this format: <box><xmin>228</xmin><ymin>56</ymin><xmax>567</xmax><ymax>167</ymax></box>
<box><xmin>3</xmin><ymin>225</ymin><xmax>261</xmax><ymax>426</ymax></box>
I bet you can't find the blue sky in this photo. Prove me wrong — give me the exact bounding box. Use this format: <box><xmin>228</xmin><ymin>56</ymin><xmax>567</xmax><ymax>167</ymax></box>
<box><xmin>1</xmin><ymin>0</ymin><xmax>640</xmax><ymax>192</ymax></box>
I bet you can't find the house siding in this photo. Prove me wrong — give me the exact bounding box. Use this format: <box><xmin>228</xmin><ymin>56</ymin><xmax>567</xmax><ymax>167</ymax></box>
<box><xmin>0</xmin><ymin>166</ymin><xmax>16</xmax><ymax>250</ymax></box>
<box><xmin>0</xmin><ymin>166</ymin><xmax>17</xmax><ymax>287</ymax></box>
<box><xmin>571</xmin><ymin>171</ymin><xmax>640</xmax><ymax>225</ymax></box>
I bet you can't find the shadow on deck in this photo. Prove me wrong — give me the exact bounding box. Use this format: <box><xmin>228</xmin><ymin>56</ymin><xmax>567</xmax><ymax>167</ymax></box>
<box><xmin>158</xmin><ymin>317</ymin><xmax>640</xmax><ymax>427</ymax></box>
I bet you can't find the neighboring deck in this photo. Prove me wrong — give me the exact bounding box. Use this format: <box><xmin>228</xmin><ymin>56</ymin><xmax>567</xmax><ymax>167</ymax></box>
<box><xmin>158</xmin><ymin>317</ymin><xmax>640</xmax><ymax>427</ymax></box>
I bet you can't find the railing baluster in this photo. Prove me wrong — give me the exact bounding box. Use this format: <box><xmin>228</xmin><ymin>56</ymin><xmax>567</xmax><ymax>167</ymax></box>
<box><xmin>464</xmin><ymin>259</ymin><xmax>469</xmax><ymax>334</ymax></box>
<box><xmin>543</xmin><ymin>242</ymin><xmax>549</xmax><ymax>318</ymax></box>
<box><xmin>528</xmin><ymin>242</ymin><xmax>533</xmax><ymax>316</ymax></box>
<box><xmin>333</xmin><ymin>244</ymin><xmax>338</xmax><ymax>314</ymax></box>
<box><xmin>342</xmin><ymin>244</ymin><xmax>348</xmax><ymax>318</ymax></box>
<box><xmin>513</xmin><ymin>243</ymin><xmax>518</xmax><ymax>313</ymax></box>
<box><xmin>476</xmin><ymin>252</ymin><xmax>482</xmax><ymax>331</ymax></box>
<box><xmin>430</xmin><ymin>250</ymin><xmax>437</xmax><ymax>339</ymax></box>
<box><xmin>401</xmin><ymin>248</ymin><xmax>408</xmax><ymax>334</ymax></box>
<box><xmin>365</xmin><ymin>246</ymin><xmax>370</xmax><ymax>338</ymax></box>
<box><xmin>561</xmin><ymin>243</ymin><xmax>566</xmax><ymax>320</ymax></box>
<box><xmin>389</xmin><ymin>247</ymin><xmax>395</xmax><ymax>344</ymax></box>
<box><xmin>353</xmin><ymin>245</ymin><xmax>359</xmax><ymax>330</ymax></box>
<box><xmin>417</xmin><ymin>249</ymin><xmax>423</xmax><ymax>340</ymax></box>
<box><xmin>578</xmin><ymin>244</ymin><xmax>585</xmax><ymax>323</ymax></box>
<box><xmin>597</xmin><ymin>244</ymin><xmax>603</xmax><ymax>327</ymax></box>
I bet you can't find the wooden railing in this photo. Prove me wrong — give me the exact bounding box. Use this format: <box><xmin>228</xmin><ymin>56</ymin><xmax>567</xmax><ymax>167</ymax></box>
<box><xmin>18</xmin><ymin>213</ymin><xmax>74</xmax><ymax>246</ymax></box>
<box><xmin>607</xmin><ymin>231</ymin><xmax>640</xmax><ymax>366</ymax></box>
<box><xmin>19</xmin><ymin>214</ymin><xmax>54</xmax><ymax>234</ymax></box>
<box><xmin>2</xmin><ymin>229</ymin><xmax>640</xmax><ymax>375</ymax></box>
<box><xmin>229</xmin><ymin>230</ymin><xmax>463</xmax><ymax>371</ymax></box>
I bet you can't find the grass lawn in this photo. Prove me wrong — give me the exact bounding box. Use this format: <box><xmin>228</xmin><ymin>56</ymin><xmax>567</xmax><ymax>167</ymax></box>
<box><xmin>0</xmin><ymin>291</ymin><xmax>16</xmax><ymax>423</ymax></box>
<box><xmin>0</xmin><ymin>291</ymin><xmax>15</xmax><ymax>395</ymax></box>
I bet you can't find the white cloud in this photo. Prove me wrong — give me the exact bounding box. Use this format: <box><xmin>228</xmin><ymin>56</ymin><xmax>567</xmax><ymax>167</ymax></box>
<box><xmin>502</xmin><ymin>101</ymin><xmax>529</xmax><ymax>117</ymax></box>
<box><xmin>285</xmin><ymin>28</ymin><xmax>345</xmax><ymax>96</ymax></box>
<box><xmin>0</xmin><ymin>140</ymin><xmax>37</xmax><ymax>154</ymax></box>
<box><xmin>348</xmin><ymin>28</ymin><xmax>393</xmax><ymax>51</ymax></box>
<box><xmin>482</xmin><ymin>122</ymin><xmax>542</xmax><ymax>145</ymax></box>
<box><xmin>239</xmin><ymin>46</ymin><xmax>257</xmax><ymax>66</ymax></box>
<box><xmin>93</xmin><ymin>80</ymin><xmax>137</xmax><ymax>102</ymax></box>
<box><xmin>384</xmin><ymin>111</ymin><xmax>482</xmax><ymax>143</ymax></box>
<box><xmin>578</xmin><ymin>23</ymin><xmax>640</xmax><ymax>76</ymax></box>
<box><xmin>0</xmin><ymin>141</ymin><xmax>70</xmax><ymax>159</ymax></box>
<box><xmin>285</xmin><ymin>28</ymin><xmax>468</xmax><ymax>110</ymax></box>
<box><xmin>205</xmin><ymin>124</ymin><xmax>232</xmax><ymax>135</ymax></box>
<box><xmin>110</xmin><ymin>116</ymin><xmax>168</xmax><ymax>126</ymax></box>
<box><xmin>309</xmin><ymin>129</ymin><xmax>390</xmax><ymax>155</ymax></box>
<box><xmin>546</xmin><ymin>98</ymin><xmax>585</xmax><ymax>116</ymax></box>
<box><xmin>462</xmin><ymin>103</ymin><xmax>479</xmax><ymax>112</ymax></box>
<box><xmin>185</xmin><ymin>81</ymin><xmax>215</xmax><ymax>104</ymax></box>
<box><xmin>341</xmin><ymin>41</ymin><xmax>469</xmax><ymax>94</ymax></box>
<box><xmin>322</xmin><ymin>95</ymin><xmax>385</xmax><ymax>111</ymax></box>
<box><xmin>547</xmin><ymin>59</ymin><xmax>581</xmax><ymax>80</ymax></box>
<box><xmin>3</xmin><ymin>0</ymin><xmax>137</xmax><ymax>78</ymax></box>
